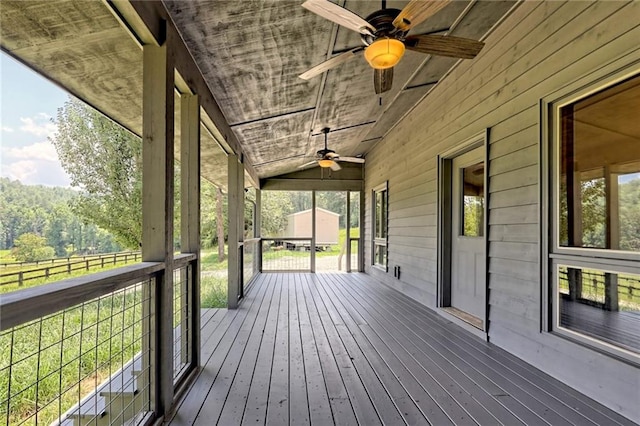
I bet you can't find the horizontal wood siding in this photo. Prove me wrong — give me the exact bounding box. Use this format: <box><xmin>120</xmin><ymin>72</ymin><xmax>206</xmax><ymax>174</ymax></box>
<box><xmin>364</xmin><ymin>1</ymin><xmax>640</xmax><ymax>422</ymax></box>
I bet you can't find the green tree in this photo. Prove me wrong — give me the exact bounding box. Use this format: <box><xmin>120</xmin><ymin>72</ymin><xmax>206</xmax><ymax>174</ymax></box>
<box><xmin>51</xmin><ymin>98</ymin><xmax>142</xmax><ymax>249</ymax></box>
<box><xmin>12</xmin><ymin>233</ymin><xmax>56</xmax><ymax>262</ymax></box>
<box><xmin>261</xmin><ymin>191</ymin><xmax>294</xmax><ymax>236</ymax></box>
<box><xmin>46</xmin><ymin>204</ymin><xmax>71</xmax><ymax>256</ymax></box>
<box><xmin>217</xmin><ymin>185</ymin><xmax>226</xmax><ymax>261</ymax></box>
<box><xmin>619</xmin><ymin>177</ymin><xmax>640</xmax><ymax>251</ymax></box>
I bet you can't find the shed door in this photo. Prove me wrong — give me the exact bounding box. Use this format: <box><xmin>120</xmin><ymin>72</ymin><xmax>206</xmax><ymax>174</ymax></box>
<box><xmin>450</xmin><ymin>147</ymin><xmax>486</xmax><ymax>324</ymax></box>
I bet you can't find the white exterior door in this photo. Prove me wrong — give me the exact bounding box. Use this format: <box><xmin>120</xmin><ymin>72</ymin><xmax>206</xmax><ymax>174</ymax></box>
<box><xmin>450</xmin><ymin>147</ymin><xmax>486</xmax><ymax>323</ymax></box>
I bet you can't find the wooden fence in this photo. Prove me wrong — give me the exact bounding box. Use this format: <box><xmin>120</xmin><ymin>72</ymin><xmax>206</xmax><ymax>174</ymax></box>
<box><xmin>0</xmin><ymin>251</ymin><xmax>141</xmax><ymax>287</ymax></box>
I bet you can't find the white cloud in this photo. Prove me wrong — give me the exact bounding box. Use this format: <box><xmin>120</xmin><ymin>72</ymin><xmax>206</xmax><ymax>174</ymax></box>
<box><xmin>3</xmin><ymin>160</ymin><xmax>38</xmax><ymax>182</ymax></box>
<box><xmin>1</xmin><ymin>126</ymin><xmax>13</xmax><ymax>132</ymax></box>
<box><xmin>1</xmin><ymin>156</ymin><xmax>71</xmax><ymax>187</ymax></box>
<box><xmin>1</xmin><ymin>141</ymin><xmax>71</xmax><ymax>186</ymax></box>
<box><xmin>4</xmin><ymin>141</ymin><xmax>59</xmax><ymax>162</ymax></box>
<box><xmin>19</xmin><ymin>113</ymin><xmax>57</xmax><ymax>138</ymax></box>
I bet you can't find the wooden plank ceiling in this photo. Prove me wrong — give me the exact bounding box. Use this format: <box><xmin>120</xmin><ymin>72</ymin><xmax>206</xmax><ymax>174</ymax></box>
<box><xmin>1</xmin><ymin>0</ymin><xmax>517</xmax><ymax>184</ymax></box>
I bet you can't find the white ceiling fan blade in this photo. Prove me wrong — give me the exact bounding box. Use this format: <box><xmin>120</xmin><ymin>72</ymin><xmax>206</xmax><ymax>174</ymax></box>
<box><xmin>393</xmin><ymin>0</ymin><xmax>451</xmax><ymax>32</ymax></box>
<box><xmin>330</xmin><ymin>161</ymin><xmax>342</xmax><ymax>171</ymax></box>
<box><xmin>337</xmin><ymin>156</ymin><xmax>365</xmax><ymax>164</ymax></box>
<box><xmin>298</xmin><ymin>160</ymin><xmax>318</xmax><ymax>169</ymax></box>
<box><xmin>302</xmin><ymin>0</ymin><xmax>375</xmax><ymax>35</ymax></box>
<box><xmin>299</xmin><ymin>48</ymin><xmax>362</xmax><ymax>80</ymax></box>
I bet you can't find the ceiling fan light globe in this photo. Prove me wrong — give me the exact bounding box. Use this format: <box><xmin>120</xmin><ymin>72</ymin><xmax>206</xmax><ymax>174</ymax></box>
<box><xmin>318</xmin><ymin>159</ymin><xmax>335</xmax><ymax>168</ymax></box>
<box><xmin>364</xmin><ymin>38</ymin><xmax>405</xmax><ymax>69</ymax></box>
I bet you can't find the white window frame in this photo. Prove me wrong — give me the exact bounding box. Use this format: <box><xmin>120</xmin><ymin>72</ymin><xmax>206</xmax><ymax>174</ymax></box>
<box><xmin>541</xmin><ymin>63</ymin><xmax>640</xmax><ymax>365</ymax></box>
<box><xmin>372</xmin><ymin>181</ymin><xmax>388</xmax><ymax>271</ymax></box>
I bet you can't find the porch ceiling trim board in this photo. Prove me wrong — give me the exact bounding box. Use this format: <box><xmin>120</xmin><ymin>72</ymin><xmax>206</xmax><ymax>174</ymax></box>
<box><xmin>169</xmin><ymin>273</ymin><xmax>635</xmax><ymax>426</ymax></box>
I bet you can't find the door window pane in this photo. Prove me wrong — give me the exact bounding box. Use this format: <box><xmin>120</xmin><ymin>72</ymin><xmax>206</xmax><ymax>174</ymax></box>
<box><xmin>559</xmin><ymin>75</ymin><xmax>640</xmax><ymax>252</ymax></box>
<box><xmin>462</xmin><ymin>162</ymin><xmax>484</xmax><ymax>237</ymax></box>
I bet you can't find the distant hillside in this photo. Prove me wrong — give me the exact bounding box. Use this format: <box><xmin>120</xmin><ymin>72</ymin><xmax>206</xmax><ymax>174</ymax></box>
<box><xmin>0</xmin><ymin>177</ymin><xmax>121</xmax><ymax>255</ymax></box>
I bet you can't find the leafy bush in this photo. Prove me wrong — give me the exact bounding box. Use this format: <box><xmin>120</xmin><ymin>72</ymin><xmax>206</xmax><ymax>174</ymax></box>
<box><xmin>11</xmin><ymin>233</ymin><xmax>56</xmax><ymax>262</ymax></box>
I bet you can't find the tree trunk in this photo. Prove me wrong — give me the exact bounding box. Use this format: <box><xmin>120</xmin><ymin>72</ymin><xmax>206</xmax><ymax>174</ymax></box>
<box><xmin>216</xmin><ymin>186</ymin><xmax>225</xmax><ymax>262</ymax></box>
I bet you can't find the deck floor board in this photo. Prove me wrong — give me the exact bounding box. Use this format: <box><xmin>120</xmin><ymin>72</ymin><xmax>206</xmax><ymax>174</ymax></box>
<box><xmin>169</xmin><ymin>273</ymin><xmax>635</xmax><ymax>426</ymax></box>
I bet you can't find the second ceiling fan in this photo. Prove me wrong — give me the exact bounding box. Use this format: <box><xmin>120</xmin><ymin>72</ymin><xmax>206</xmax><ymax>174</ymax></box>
<box><xmin>299</xmin><ymin>0</ymin><xmax>485</xmax><ymax>94</ymax></box>
<box><xmin>299</xmin><ymin>127</ymin><xmax>365</xmax><ymax>171</ymax></box>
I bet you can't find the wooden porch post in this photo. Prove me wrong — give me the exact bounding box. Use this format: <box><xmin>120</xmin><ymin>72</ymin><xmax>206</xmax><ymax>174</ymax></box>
<box><xmin>346</xmin><ymin>191</ymin><xmax>351</xmax><ymax>272</ymax></box>
<box><xmin>359</xmin><ymin>189</ymin><xmax>366</xmax><ymax>272</ymax></box>
<box><xmin>228</xmin><ymin>154</ymin><xmax>244</xmax><ymax>308</ymax></box>
<box><xmin>605</xmin><ymin>166</ymin><xmax>619</xmax><ymax>311</ymax></box>
<box><xmin>255</xmin><ymin>189</ymin><xmax>262</xmax><ymax>273</ymax></box>
<box><xmin>311</xmin><ymin>191</ymin><xmax>316</xmax><ymax>273</ymax></box>
<box><xmin>142</xmin><ymin>41</ymin><xmax>175</xmax><ymax>416</ymax></box>
<box><xmin>180</xmin><ymin>93</ymin><xmax>201</xmax><ymax>364</ymax></box>
<box><xmin>238</xmin><ymin>158</ymin><xmax>245</xmax><ymax>296</ymax></box>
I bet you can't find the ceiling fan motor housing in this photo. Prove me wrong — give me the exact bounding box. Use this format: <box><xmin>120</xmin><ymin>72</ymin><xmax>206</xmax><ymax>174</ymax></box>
<box><xmin>361</xmin><ymin>8</ymin><xmax>405</xmax><ymax>45</ymax></box>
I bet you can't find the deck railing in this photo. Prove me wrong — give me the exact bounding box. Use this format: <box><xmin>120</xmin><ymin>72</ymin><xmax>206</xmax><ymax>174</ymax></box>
<box><xmin>242</xmin><ymin>238</ymin><xmax>260</xmax><ymax>288</ymax></box>
<box><xmin>558</xmin><ymin>267</ymin><xmax>640</xmax><ymax>309</ymax></box>
<box><xmin>261</xmin><ymin>238</ymin><xmax>312</xmax><ymax>272</ymax></box>
<box><xmin>0</xmin><ymin>254</ymin><xmax>197</xmax><ymax>426</ymax></box>
<box><xmin>349</xmin><ymin>237</ymin><xmax>359</xmax><ymax>272</ymax></box>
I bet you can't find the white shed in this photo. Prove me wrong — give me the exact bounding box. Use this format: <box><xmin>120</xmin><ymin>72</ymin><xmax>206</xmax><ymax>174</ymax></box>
<box><xmin>285</xmin><ymin>208</ymin><xmax>339</xmax><ymax>249</ymax></box>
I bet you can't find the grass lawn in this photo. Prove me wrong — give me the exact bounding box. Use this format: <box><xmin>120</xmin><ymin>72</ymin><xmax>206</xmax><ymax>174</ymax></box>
<box><xmin>201</xmin><ymin>275</ymin><xmax>227</xmax><ymax>308</ymax></box>
<box><xmin>0</xmin><ymin>249</ymin><xmax>14</xmax><ymax>262</ymax></box>
<box><xmin>200</xmin><ymin>247</ymin><xmax>228</xmax><ymax>309</ymax></box>
<box><xmin>201</xmin><ymin>247</ymin><xmax>228</xmax><ymax>271</ymax></box>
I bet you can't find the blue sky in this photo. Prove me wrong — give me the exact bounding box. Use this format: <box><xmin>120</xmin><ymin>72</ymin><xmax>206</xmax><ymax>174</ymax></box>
<box><xmin>1</xmin><ymin>52</ymin><xmax>71</xmax><ymax>187</ymax></box>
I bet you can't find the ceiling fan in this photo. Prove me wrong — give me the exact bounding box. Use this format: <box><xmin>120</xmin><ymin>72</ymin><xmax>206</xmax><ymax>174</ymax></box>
<box><xmin>299</xmin><ymin>0</ymin><xmax>485</xmax><ymax>94</ymax></box>
<box><xmin>299</xmin><ymin>127</ymin><xmax>365</xmax><ymax>171</ymax></box>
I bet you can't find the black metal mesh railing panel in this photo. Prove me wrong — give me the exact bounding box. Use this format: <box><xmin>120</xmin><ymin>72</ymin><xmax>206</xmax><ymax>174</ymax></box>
<box><xmin>0</xmin><ymin>279</ymin><xmax>153</xmax><ymax>426</ymax></box>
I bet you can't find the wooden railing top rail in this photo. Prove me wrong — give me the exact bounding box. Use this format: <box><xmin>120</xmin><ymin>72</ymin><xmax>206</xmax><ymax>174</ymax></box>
<box><xmin>262</xmin><ymin>237</ymin><xmax>312</xmax><ymax>241</ymax></box>
<box><xmin>0</xmin><ymin>262</ymin><xmax>163</xmax><ymax>331</ymax></box>
<box><xmin>174</xmin><ymin>252</ymin><xmax>197</xmax><ymax>268</ymax></box>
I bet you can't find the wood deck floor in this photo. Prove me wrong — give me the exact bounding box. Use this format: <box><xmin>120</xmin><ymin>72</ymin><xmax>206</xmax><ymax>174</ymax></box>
<box><xmin>168</xmin><ymin>273</ymin><xmax>636</xmax><ymax>426</ymax></box>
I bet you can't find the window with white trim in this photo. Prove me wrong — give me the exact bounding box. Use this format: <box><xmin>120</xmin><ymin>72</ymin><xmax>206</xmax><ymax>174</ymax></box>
<box><xmin>548</xmin><ymin>70</ymin><xmax>640</xmax><ymax>362</ymax></box>
<box><xmin>372</xmin><ymin>182</ymin><xmax>388</xmax><ymax>270</ymax></box>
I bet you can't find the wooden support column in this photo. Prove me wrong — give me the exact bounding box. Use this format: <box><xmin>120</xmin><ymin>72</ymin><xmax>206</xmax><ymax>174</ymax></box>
<box><xmin>311</xmin><ymin>191</ymin><xmax>316</xmax><ymax>273</ymax></box>
<box><xmin>180</xmin><ymin>93</ymin><xmax>201</xmax><ymax>365</ymax></box>
<box><xmin>346</xmin><ymin>191</ymin><xmax>351</xmax><ymax>272</ymax></box>
<box><xmin>238</xmin><ymin>158</ymin><xmax>245</xmax><ymax>297</ymax></box>
<box><xmin>255</xmin><ymin>189</ymin><xmax>262</xmax><ymax>273</ymax></box>
<box><xmin>605</xmin><ymin>166</ymin><xmax>619</xmax><ymax>311</ymax></box>
<box><xmin>359</xmin><ymin>189</ymin><xmax>365</xmax><ymax>272</ymax></box>
<box><xmin>227</xmin><ymin>154</ymin><xmax>244</xmax><ymax>308</ymax></box>
<box><xmin>142</xmin><ymin>41</ymin><xmax>175</xmax><ymax>417</ymax></box>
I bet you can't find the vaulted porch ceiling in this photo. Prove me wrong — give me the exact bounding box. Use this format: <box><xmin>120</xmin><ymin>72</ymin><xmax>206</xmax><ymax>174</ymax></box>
<box><xmin>1</xmin><ymin>0</ymin><xmax>517</xmax><ymax>184</ymax></box>
<box><xmin>165</xmin><ymin>0</ymin><xmax>517</xmax><ymax>178</ymax></box>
